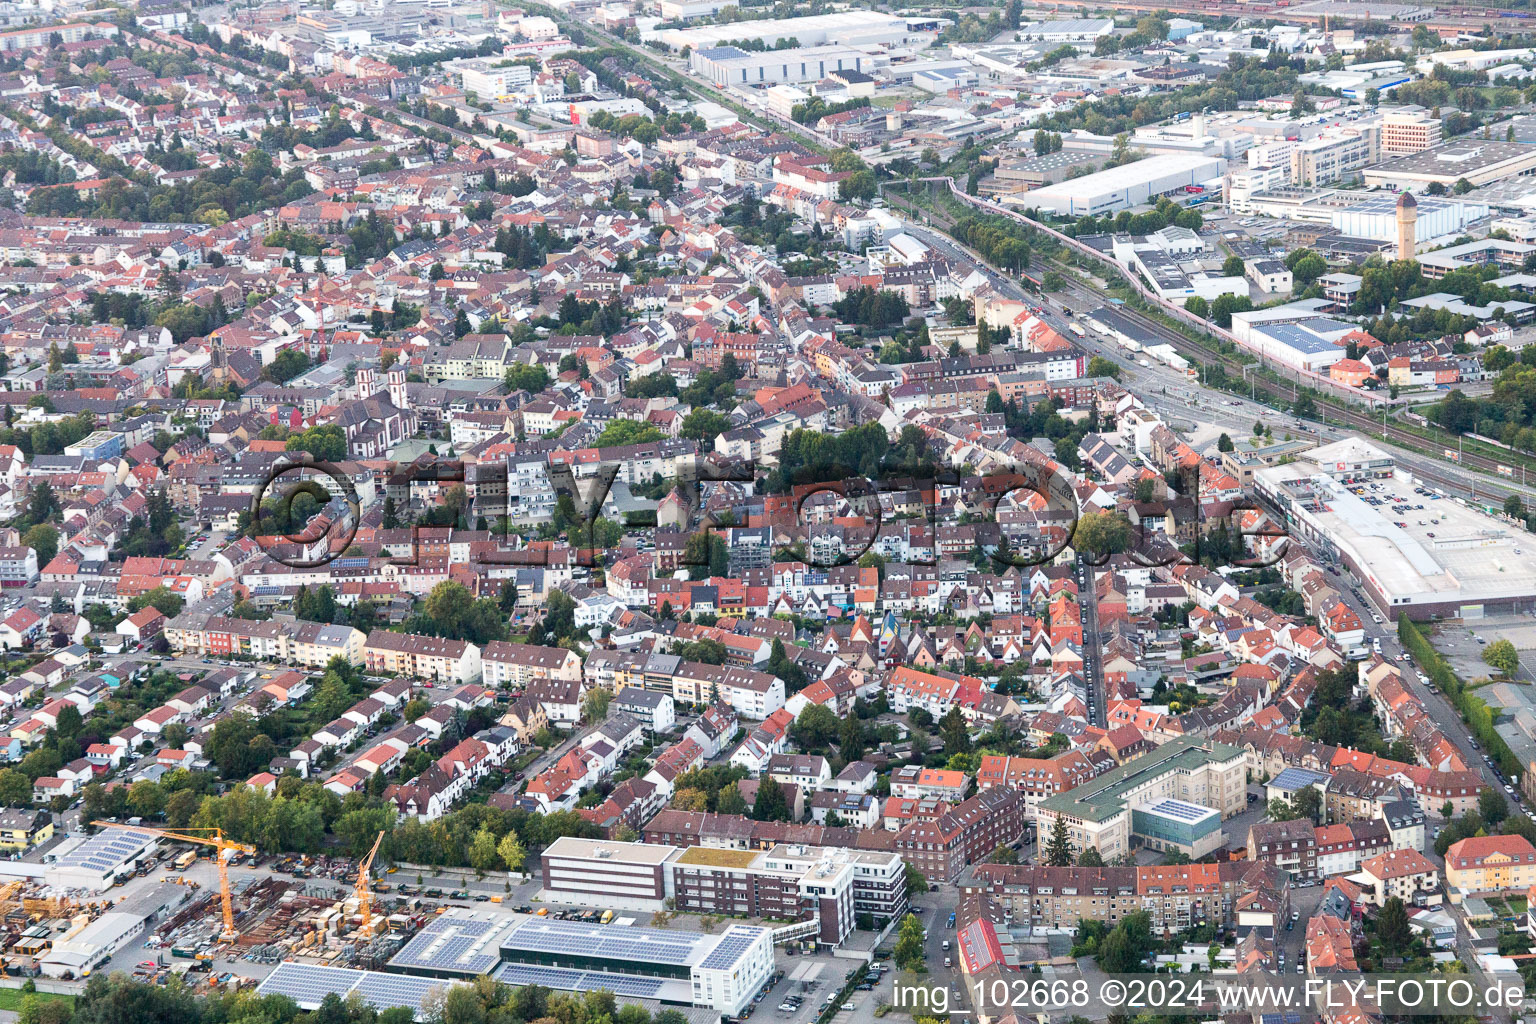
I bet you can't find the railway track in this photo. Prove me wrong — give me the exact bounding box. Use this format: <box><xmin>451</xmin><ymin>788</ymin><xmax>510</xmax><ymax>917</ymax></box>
<box><xmin>883</xmin><ymin>181</ymin><xmax>1536</xmax><ymax>498</ymax></box>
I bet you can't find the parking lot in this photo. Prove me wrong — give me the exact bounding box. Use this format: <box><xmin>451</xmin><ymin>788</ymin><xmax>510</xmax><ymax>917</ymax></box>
<box><xmin>1436</xmin><ymin>614</ymin><xmax>1536</xmax><ymax>681</ymax></box>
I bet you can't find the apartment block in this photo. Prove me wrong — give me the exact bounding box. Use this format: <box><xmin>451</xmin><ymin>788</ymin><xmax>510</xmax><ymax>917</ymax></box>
<box><xmin>363</xmin><ymin>630</ymin><xmax>482</xmax><ymax>682</ymax></box>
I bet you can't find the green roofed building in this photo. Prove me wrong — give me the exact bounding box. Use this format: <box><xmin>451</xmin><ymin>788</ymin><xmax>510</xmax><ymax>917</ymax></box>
<box><xmin>1036</xmin><ymin>736</ymin><xmax>1247</xmax><ymax>860</ymax></box>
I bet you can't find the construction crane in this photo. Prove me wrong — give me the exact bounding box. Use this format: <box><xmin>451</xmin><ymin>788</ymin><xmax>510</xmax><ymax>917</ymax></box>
<box><xmin>355</xmin><ymin>831</ymin><xmax>385</xmax><ymax>937</ymax></box>
<box><xmin>92</xmin><ymin>822</ymin><xmax>256</xmax><ymax>941</ymax></box>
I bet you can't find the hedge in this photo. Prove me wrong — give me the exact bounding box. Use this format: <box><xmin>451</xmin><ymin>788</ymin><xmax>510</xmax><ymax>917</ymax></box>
<box><xmin>1399</xmin><ymin>614</ymin><xmax>1522</xmax><ymax>782</ymax></box>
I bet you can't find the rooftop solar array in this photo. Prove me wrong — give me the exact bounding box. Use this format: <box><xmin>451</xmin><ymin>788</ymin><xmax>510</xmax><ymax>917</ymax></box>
<box><xmin>54</xmin><ymin>828</ymin><xmax>154</xmax><ymax>872</ymax></box>
<box><xmin>500</xmin><ymin>915</ymin><xmax>703</xmax><ymax>966</ymax></box>
<box><xmin>1269</xmin><ymin>767</ymin><xmax>1331</xmax><ymax>790</ymax></box>
<box><xmin>353</xmin><ymin>973</ymin><xmax>461</xmax><ymax>1009</ymax></box>
<box><xmin>258</xmin><ymin>964</ymin><xmax>370</xmax><ymax>1008</ymax></box>
<box><xmin>1141</xmin><ymin>798</ymin><xmax>1218</xmax><ymax>821</ymax></box>
<box><xmin>389</xmin><ymin>913</ymin><xmax>514</xmax><ymax>975</ymax></box>
<box><xmin>696</xmin><ymin>928</ymin><xmax>765</xmax><ymax>973</ymax></box>
<box><xmin>258</xmin><ymin>963</ymin><xmax>468</xmax><ymax>1018</ymax></box>
<box><xmin>492</xmin><ymin>963</ymin><xmax>669</xmax><ymax>998</ymax></box>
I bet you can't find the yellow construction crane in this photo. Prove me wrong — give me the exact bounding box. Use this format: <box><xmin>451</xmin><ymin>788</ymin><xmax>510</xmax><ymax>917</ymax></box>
<box><xmin>355</xmin><ymin>831</ymin><xmax>385</xmax><ymax>937</ymax></box>
<box><xmin>93</xmin><ymin>822</ymin><xmax>256</xmax><ymax>940</ymax></box>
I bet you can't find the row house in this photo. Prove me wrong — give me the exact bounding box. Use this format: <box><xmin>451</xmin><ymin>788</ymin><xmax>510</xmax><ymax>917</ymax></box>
<box><xmin>362</xmin><ymin>630</ymin><xmax>482</xmax><ymax>683</ymax></box>
<box><xmin>480</xmin><ymin>641</ymin><xmax>583</xmax><ymax>689</ymax></box>
<box><xmin>165</xmin><ymin>613</ymin><xmax>364</xmax><ymax>667</ymax></box>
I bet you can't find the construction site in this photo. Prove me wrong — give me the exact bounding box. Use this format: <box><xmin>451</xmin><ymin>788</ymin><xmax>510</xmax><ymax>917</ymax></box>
<box><xmin>0</xmin><ymin>825</ymin><xmax>402</xmax><ymax>994</ymax></box>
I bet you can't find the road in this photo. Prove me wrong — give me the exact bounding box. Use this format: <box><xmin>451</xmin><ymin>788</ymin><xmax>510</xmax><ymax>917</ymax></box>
<box><xmin>1078</xmin><ymin>560</ymin><xmax>1105</xmax><ymax>728</ymax></box>
<box><xmin>887</xmin><ymin>181</ymin><xmax>1536</xmax><ymax>503</ymax></box>
<box><xmin>893</xmin><ymin>207</ymin><xmax>1536</xmax><ymax>511</ymax></box>
<box><xmin>531</xmin><ymin>6</ymin><xmax>833</xmax><ymax>151</ymax></box>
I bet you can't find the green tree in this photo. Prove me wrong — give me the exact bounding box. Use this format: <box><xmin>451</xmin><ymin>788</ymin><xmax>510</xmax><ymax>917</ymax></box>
<box><xmin>716</xmin><ymin>786</ymin><xmax>748</xmax><ymax>815</ymax></box>
<box><xmin>467</xmin><ymin>827</ymin><xmax>500</xmax><ymax>873</ymax></box>
<box><xmin>939</xmin><ymin>706</ymin><xmax>971</xmax><ymax>756</ymax></box>
<box><xmin>593</xmin><ymin>419</ymin><xmax>664</xmax><ymax>447</ymax></box>
<box><xmin>505</xmin><ymin>363</ymin><xmax>552</xmax><ymax>394</ymax></box>
<box><xmin>1485</xmin><ymin>638</ymin><xmax>1520</xmax><ymax>677</ymax></box>
<box><xmin>1217</xmin><ymin>433</ymin><xmax>1234</xmax><ymax>453</ymax></box>
<box><xmin>583</xmin><ymin>687</ymin><xmax>612</xmax><ymax>722</ymax></box>
<box><xmin>1071</xmin><ymin>510</ymin><xmax>1133</xmax><ymax>559</ymax></box>
<box><xmin>751</xmin><ymin>776</ymin><xmax>790</xmax><ymax>821</ymax></box>
<box><xmin>1222</xmin><ymin>255</ymin><xmax>1245</xmax><ymax>277</ymax></box>
<box><xmin>893</xmin><ymin>913</ymin><xmax>927</xmax><ymax>971</ymax></box>
<box><xmin>839</xmin><ymin>713</ymin><xmax>865</xmax><ymax>761</ymax></box>
<box><xmin>498</xmin><ymin>831</ymin><xmax>526</xmax><ymax>873</ymax></box>
<box><xmin>285</xmin><ymin>424</ymin><xmax>347</xmax><ymax>462</ymax></box>
<box><xmin>1086</xmin><ymin>355</ymin><xmax>1122</xmax><ymax>380</ymax></box>
<box><xmin>1481</xmin><ymin>784</ymin><xmax>1509</xmax><ymax>824</ymax></box>
<box><xmin>1077</xmin><ymin>847</ymin><xmax>1105</xmax><ymax>867</ymax></box>
<box><xmin>0</xmin><ymin>768</ymin><xmax>31</xmax><ymax>806</ymax></box>
<box><xmin>1377</xmin><ymin>895</ymin><xmax>1410</xmax><ymax>948</ymax></box>
<box><xmin>127</xmin><ymin>587</ymin><xmax>183</xmax><ymax>618</ymax></box>
<box><xmin>680</xmin><ymin>409</ymin><xmax>732</xmax><ymax>441</ymax></box>
<box><xmin>1046</xmin><ymin>815</ymin><xmax>1073</xmax><ymax>866</ymax></box>
<box><xmin>22</xmin><ymin>524</ymin><xmax>57</xmax><ymax>569</ymax></box>
<box><xmin>793</xmin><ymin>704</ymin><xmax>840</xmax><ymax>751</ymax></box>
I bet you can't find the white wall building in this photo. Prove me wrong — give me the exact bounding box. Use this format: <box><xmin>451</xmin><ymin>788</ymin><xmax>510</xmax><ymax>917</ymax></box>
<box><xmin>1024</xmin><ymin>153</ymin><xmax>1221</xmax><ymax>216</ymax></box>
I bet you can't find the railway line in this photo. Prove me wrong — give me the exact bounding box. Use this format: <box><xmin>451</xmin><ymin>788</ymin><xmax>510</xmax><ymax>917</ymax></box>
<box><xmin>882</xmin><ymin>178</ymin><xmax>1536</xmax><ymax>502</ymax></box>
<box><xmin>1018</xmin><ymin>0</ymin><xmax>1536</xmax><ymax>32</ymax></box>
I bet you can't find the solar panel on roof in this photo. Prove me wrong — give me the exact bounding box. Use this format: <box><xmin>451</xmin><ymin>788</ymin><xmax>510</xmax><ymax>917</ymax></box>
<box><xmin>492</xmin><ymin>963</ymin><xmax>667</xmax><ymax>999</ymax></box>
<box><xmin>55</xmin><ymin>829</ymin><xmax>153</xmax><ymax>871</ymax></box>
<box><xmin>388</xmin><ymin>914</ymin><xmax>513</xmax><ymax>975</ymax></box>
<box><xmin>258</xmin><ymin>963</ymin><xmax>367</xmax><ymax>1007</ymax></box>
<box><xmin>353</xmin><ymin>973</ymin><xmax>458</xmax><ymax>1010</ymax></box>
<box><xmin>500</xmin><ymin>916</ymin><xmax>702</xmax><ymax>966</ymax></box>
<box><xmin>698</xmin><ymin>930</ymin><xmax>759</xmax><ymax>973</ymax></box>
<box><xmin>1143</xmin><ymin>799</ymin><xmax>1217</xmax><ymax>821</ymax></box>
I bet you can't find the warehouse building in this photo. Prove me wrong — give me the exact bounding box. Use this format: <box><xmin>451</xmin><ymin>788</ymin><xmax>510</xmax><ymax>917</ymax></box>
<box><xmin>44</xmin><ymin>827</ymin><xmax>157</xmax><ymax>893</ymax></box>
<box><xmin>690</xmin><ymin>44</ymin><xmax>877</xmax><ymax>88</ymax></box>
<box><xmin>654</xmin><ymin>12</ymin><xmax>941</xmax><ymax>53</ymax></box>
<box><xmin>1249</xmin><ymin>318</ymin><xmax>1355</xmax><ymax>371</ymax></box>
<box><xmin>384</xmin><ymin>909</ymin><xmax>772</xmax><ymax>1015</ymax></box>
<box><xmin>1022</xmin><ymin>153</ymin><xmax>1221</xmax><ymax>216</ymax></box>
<box><xmin>1364</xmin><ymin>139</ymin><xmax>1536</xmax><ymax>191</ymax></box>
<box><xmin>1018</xmin><ymin>18</ymin><xmax>1113</xmax><ymax>41</ymax></box>
<box><xmin>40</xmin><ymin>883</ymin><xmax>185</xmax><ymax>978</ymax></box>
<box><xmin>258</xmin><ymin>963</ymin><xmax>723</xmax><ymax>1024</ymax></box>
<box><xmin>1330</xmin><ymin>192</ymin><xmax>1488</xmax><ymax>244</ymax></box>
<box><xmin>1253</xmin><ymin>439</ymin><xmax>1536</xmax><ymax>619</ymax></box>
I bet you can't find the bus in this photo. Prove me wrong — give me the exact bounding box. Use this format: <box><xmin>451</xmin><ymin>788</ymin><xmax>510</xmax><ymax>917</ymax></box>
<box><xmin>174</xmin><ymin>850</ymin><xmax>197</xmax><ymax>870</ymax></box>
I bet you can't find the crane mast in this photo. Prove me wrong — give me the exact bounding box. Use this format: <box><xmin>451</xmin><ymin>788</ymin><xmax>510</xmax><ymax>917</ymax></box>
<box><xmin>93</xmin><ymin>821</ymin><xmax>256</xmax><ymax>940</ymax></box>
